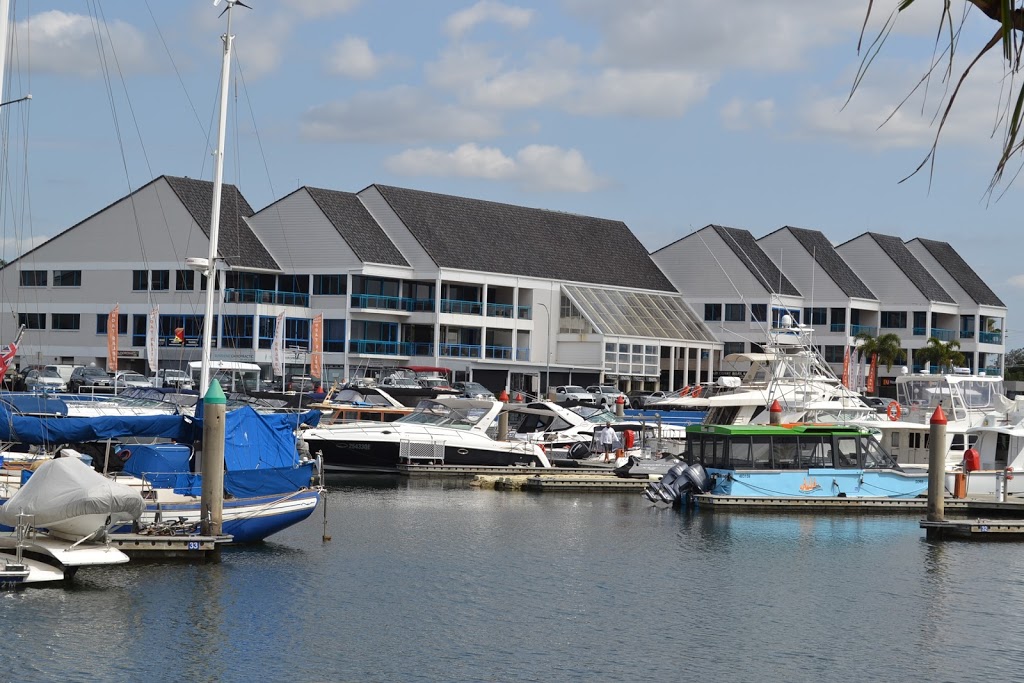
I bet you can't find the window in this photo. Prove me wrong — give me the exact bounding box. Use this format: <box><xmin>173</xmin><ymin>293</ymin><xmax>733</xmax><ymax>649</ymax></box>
<box><xmin>132</xmin><ymin>314</ymin><xmax>147</xmax><ymax>346</ymax></box>
<box><xmin>750</xmin><ymin>304</ymin><xmax>767</xmax><ymax>323</ymax></box>
<box><xmin>278</xmin><ymin>274</ymin><xmax>310</xmax><ymax>294</ymax></box>
<box><xmin>52</xmin><ymin>270</ymin><xmax>81</xmax><ymax>287</ymax></box>
<box><xmin>724</xmin><ymin>304</ymin><xmax>745</xmax><ymax>322</ymax></box>
<box><xmin>221</xmin><ymin>315</ymin><xmax>254</xmax><ymax>349</ymax></box>
<box><xmin>18</xmin><ymin>313</ymin><xmax>44</xmax><ymax>329</ymax></box>
<box><xmin>19</xmin><ymin>270</ymin><xmax>46</xmax><ymax>287</ymax></box>
<box><xmin>823</xmin><ymin>345</ymin><xmax>846</xmax><ymax>363</ymax></box>
<box><xmin>151</xmin><ymin>270</ymin><xmax>170</xmax><ymax>291</ymax></box>
<box><xmin>132</xmin><ymin>270</ymin><xmax>148</xmax><ymax>291</ymax></box>
<box><xmin>285</xmin><ymin>318</ymin><xmax>310</xmax><ymax>348</ymax></box>
<box><xmin>176</xmin><ymin>270</ymin><xmax>195</xmax><ymax>291</ymax></box>
<box><xmin>324</xmin><ymin>319</ymin><xmax>346</xmax><ymax>352</ymax></box>
<box><xmin>704</xmin><ymin>303</ymin><xmax>722</xmax><ymax>321</ymax></box>
<box><xmin>803</xmin><ymin>307</ymin><xmax>827</xmax><ymax>325</ymax></box>
<box><xmin>258</xmin><ymin>316</ymin><xmax>276</xmax><ymax>349</ymax></box>
<box><xmin>96</xmin><ymin>313</ymin><xmax>128</xmax><ymax>334</ymax></box>
<box><xmin>723</xmin><ymin>342</ymin><xmax>745</xmax><ymax>356</ymax></box>
<box><xmin>913</xmin><ymin>311</ymin><xmax>927</xmax><ymax>335</ymax></box>
<box><xmin>771</xmin><ymin>307</ymin><xmax>799</xmax><ymax>327</ymax></box>
<box><xmin>313</xmin><ymin>274</ymin><xmax>346</xmax><ymax>296</ymax></box>
<box><xmin>880</xmin><ymin>311</ymin><xmax>907</xmax><ymax>329</ymax></box>
<box><xmin>51</xmin><ymin>313</ymin><xmax>80</xmax><ymax>330</ymax></box>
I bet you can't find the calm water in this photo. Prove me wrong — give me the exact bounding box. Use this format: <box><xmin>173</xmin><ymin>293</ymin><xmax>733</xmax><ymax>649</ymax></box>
<box><xmin>2</xmin><ymin>477</ymin><xmax>1022</xmax><ymax>683</ymax></box>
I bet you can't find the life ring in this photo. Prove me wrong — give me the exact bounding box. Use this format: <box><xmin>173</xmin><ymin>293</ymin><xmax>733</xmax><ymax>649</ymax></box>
<box><xmin>886</xmin><ymin>402</ymin><xmax>901</xmax><ymax>421</ymax></box>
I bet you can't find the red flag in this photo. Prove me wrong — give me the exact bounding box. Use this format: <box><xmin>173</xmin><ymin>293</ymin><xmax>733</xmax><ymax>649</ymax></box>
<box><xmin>0</xmin><ymin>325</ymin><xmax>25</xmax><ymax>386</ymax></box>
<box><xmin>173</xmin><ymin>327</ymin><xmax>185</xmax><ymax>345</ymax></box>
<box><xmin>866</xmin><ymin>353</ymin><xmax>878</xmax><ymax>393</ymax></box>
<box><xmin>841</xmin><ymin>346</ymin><xmax>850</xmax><ymax>388</ymax></box>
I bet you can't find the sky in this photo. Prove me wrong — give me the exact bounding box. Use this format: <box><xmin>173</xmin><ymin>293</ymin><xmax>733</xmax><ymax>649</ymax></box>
<box><xmin>2</xmin><ymin>0</ymin><xmax>1022</xmax><ymax>343</ymax></box>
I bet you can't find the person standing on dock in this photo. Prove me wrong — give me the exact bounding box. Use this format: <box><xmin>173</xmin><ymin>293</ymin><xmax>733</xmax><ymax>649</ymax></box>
<box><xmin>598</xmin><ymin>423</ymin><xmax>617</xmax><ymax>463</ymax></box>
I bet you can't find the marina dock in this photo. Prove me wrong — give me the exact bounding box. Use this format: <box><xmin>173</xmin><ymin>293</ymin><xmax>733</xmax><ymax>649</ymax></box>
<box><xmin>108</xmin><ymin>533</ymin><xmax>233</xmax><ymax>560</ymax></box>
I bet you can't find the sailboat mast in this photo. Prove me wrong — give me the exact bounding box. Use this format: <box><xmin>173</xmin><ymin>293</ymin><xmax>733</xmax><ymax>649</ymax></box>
<box><xmin>199</xmin><ymin>2</ymin><xmax>236</xmax><ymax>397</ymax></box>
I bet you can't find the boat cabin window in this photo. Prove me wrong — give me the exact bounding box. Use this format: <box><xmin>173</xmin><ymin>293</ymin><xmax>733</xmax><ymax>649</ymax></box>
<box><xmin>751</xmin><ymin>437</ymin><xmax>772</xmax><ymax>467</ymax></box>
<box><xmin>728</xmin><ymin>438</ymin><xmax>752</xmax><ymax>468</ymax></box>
<box><xmin>836</xmin><ymin>437</ymin><xmax>859</xmax><ymax>468</ymax></box>
<box><xmin>772</xmin><ymin>436</ymin><xmax>798</xmax><ymax>469</ymax></box>
<box><xmin>861</xmin><ymin>436</ymin><xmax>897</xmax><ymax>469</ymax></box>
<box><xmin>797</xmin><ymin>436</ymin><xmax>833</xmax><ymax>468</ymax></box>
<box><xmin>689</xmin><ymin>431</ymin><xmax>900</xmax><ymax>470</ymax></box>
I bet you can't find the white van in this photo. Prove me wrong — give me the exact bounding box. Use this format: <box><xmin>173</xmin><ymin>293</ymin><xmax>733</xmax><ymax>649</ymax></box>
<box><xmin>44</xmin><ymin>364</ymin><xmax>83</xmax><ymax>386</ymax></box>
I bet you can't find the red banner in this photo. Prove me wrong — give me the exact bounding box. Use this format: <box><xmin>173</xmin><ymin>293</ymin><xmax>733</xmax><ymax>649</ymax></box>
<box><xmin>841</xmin><ymin>345</ymin><xmax>850</xmax><ymax>388</ymax></box>
<box><xmin>107</xmin><ymin>304</ymin><xmax>119</xmax><ymax>374</ymax></box>
<box><xmin>310</xmin><ymin>314</ymin><xmax>323</xmax><ymax>379</ymax></box>
<box><xmin>866</xmin><ymin>353</ymin><xmax>878</xmax><ymax>394</ymax></box>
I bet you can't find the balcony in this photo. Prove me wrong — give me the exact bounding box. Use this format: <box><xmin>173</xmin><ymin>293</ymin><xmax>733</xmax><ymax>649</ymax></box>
<box><xmin>979</xmin><ymin>331</ymin><xmax>1003</xmax><ymax>344</ymax></box>
<box><xmin>408</xmin><ymin>298</ymin><xmax>435</xmax><ymax>312</ymax></box>
<box><xmin>349</xmin><ymin>339</ymin><xmax>405</xmax><ymax>355</ymax></box>
<box><xmin>517</xmin><ymin>305</ymin><xmax>532</xmax><ymax>320</ymax></box>
<box><xmin>224</xmin><ymin>288</ymin><xmax>309</xmax><ymax>307</ymax></box>
<box><xmin>850</xmin><ymin>324</ymin><xmax>878</xmax><ymax>336</ymax></box>
<box><xmin>440</xmin><ymin>299</ymin><xmax>483</xmax><ymax>315</ymax></box>
<box><xmin>931</xmin><ymin>328</ymin><xmax>955</xmax><ymax>342</ymax></box>
<box><xmin>439</xmin><ymin>343</ymin><xmax>481</xmax><ymax>358</ymax></box>
<box><xmin>350</xmin><ymin>293</ymin><xmax>413</xmax><ymax>312</ymax></box>
<box><xmin>516</xmin><ymin>347</ymin><xmax>530</xmax><ymax>361</ymax></box>
<box><xmin>959</xmin><ymin>330</ymin><xmax>975</xmax><ymax>339</ymax></box>
<box><xmin>912</xmin><ymin>327</ymin><xmax>926</xmax><ymax>336</ymax></box>
<box><xmin>486</xmin><ymin>302</ymin><xmax>516</xmax><ymax>319</ymax></box>
<box><xmin>830</xmin><ymin>323</ymin><xmax>846</xmax><ymax>333</ymax></box>
<box><xmin>403</xmin><ymin>342</ymin><xmax>434</xmax><ymax>356</ymax></box>
<box><xmin>485</xmin><ymin>345</ymin><xmax>514</xmax><ymax>359</ymax></box>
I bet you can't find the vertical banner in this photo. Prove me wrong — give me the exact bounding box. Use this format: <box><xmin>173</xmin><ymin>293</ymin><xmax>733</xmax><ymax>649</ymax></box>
<box><xmin>841</xmin><ymin>345</ymin><xmax>850</xmax><ymax>388</ymax></box>
<box><xmin>107</xmin><ymin>304</ymin><xmax>120</xmax><ymax>373</ymax></box>
<box><xmin>310</xmin><ymin>313</ymin><xmax>323</xmax><ymax>379</ymax></box>
<box><xmin>866</xmin><ymin>353</ymin><xmax>878</xmax><ymax>394</ymax></box>
<box><xmin>146</xmin><ymin>305</ymin><xmax>159</xmax><ymax>374</ymax></box>
<box><xmin>271</xmin><ymin>311</ymin><xmax>286</xmax><ymax>377</ymax></box>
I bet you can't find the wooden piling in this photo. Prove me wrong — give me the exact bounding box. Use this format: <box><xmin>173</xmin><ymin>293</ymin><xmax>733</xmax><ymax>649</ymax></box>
<box><xmin>200</xmin><ymin>379</ymin><xmax>226</xmax><ymax>559</ymax></box>
<box><xmin>926</xmin><ymin>404</ymin><xmax>947</xmax><ymax>535</ymax></box>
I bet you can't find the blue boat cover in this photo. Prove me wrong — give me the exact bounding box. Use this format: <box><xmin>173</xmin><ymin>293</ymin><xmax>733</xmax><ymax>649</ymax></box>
<box><xmin>0</xmin><ymin>394</ymin><xmax>70</xmax><ymax>416</ymax></box>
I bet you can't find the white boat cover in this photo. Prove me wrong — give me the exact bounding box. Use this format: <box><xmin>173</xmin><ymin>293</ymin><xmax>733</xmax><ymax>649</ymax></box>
<box><xmin>0</xmin><ymin>457</ymin><xmax>144</xmax><ymax>527</ymax></box>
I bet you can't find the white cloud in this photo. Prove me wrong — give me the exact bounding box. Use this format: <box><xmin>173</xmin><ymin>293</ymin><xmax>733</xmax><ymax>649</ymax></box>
<box><xmin>720</xmin><ymin>98</ymin><xmax>776</xmax><ymax>130</ymax></box>
<box><xmin>1008</xmin><ymin>274</ymin><xmax>1024</xmax><ymax>289</ymax></box>
<box><xmin>385</xmin><ymin>143</ymin><xmax>605</xmax><ymax>192</ymax></box>
<box><xmin>444</xmin><ymin>1</ymin><xmax>533</xmax><ymax>39</ymax></box>
<box><xmin>566</xmin><ymin>69</ymin><xmax>712</xmax><ymax>118</ymax></box>
<box><xmin>283</xmin><ymin>0</ymin><xmax>362</xmax><ymax>19</ymax></box>
<box><xmin>299</xmin><ymin>87</ymin><xmax>503</xmax><ymax>143</ymax></box>
<box><xmin>326</xmin><ymin>36</ymin><xmax>392</xmax><ymax>80</ymax></box>
<box><xmin>425</xmin><ymin>44</ymin><xmax>505</xmax><ymax>90</ymax></box>
<box><xmin>21</xmin><ymin>10</ymin><xmax>151</xmax><ymax>77</ymax></box>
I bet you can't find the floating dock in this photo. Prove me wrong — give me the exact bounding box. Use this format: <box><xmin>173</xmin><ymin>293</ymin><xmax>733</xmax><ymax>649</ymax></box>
<box><xmin>398</xmin><ymin>464</ymin><xmax>624</xmax><ymax>478</ymax></box>
<box><xmin>474</xmin><ymin>472</ymin><xmax>655</xmax><ymax>492</ymax></box>
<box><xmin>919</xmin><ymin>519</ymin><xmax>1024</xmax><ymax>539</ymax></box>
<box><xmin>107</xmin><ymin>532</ymin><xmax>232</xmax><ymax>560</ymax></box>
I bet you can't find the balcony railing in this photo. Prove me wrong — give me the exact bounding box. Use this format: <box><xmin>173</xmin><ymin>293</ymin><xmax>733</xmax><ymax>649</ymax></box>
<box><xmin>515</xmin><ymin>347</ymin><xmax>530</xmax><ymax>361</ymax></box>
<box><xmin>350</xmin><ymin>293</ymin><xmax>413</xmax><ymax>311</ymax></box>
<box><xmin>439</xmin><ymin>343</ymin><xmax>481</xmax><ymax>358</ymax></box>
<box><xmin>912</xmin><ymin>327</ymin><xmax>926</xmax><ymax>336</ymax></box>
<box><xmin>830</xmin><ymin>323</ymin><xmax>846</xmax><ymax>333</ymax></box>
<box><xmin>517</xmin><ymin>305</ymin><xmax>532</xmax><ymax>320</ymax></box>
<box><xmin>979</xmin><ymin>331</ymin><xmax>1003</xmax><ymax>344</ymax></box>
<box><xmin>850</xmin><ymin>324</ymin><xmax>877</xmax><ymax>336</ymax></box>
<box><xmin>440</xmin><ymin>299</ymin><xmax>483</xmax><ymax>315</ymax></box>
<box><xmin>408</xmin><ymin>298</ymin><xmax>435</xmax><ymax>312</ymax></box>
<box><xmin>349</xmin><ymin>339</ymin><xmax>405</xmax><ymax>355</ymax></box>
<box><xmin>486</xmin><ymin>303</ymin><xmax>515</xmax><ymax>318</ymax></box>
<box><xmin>225</xmin><ymin>288</ymin><xmax>309</xmax><ymax>307</ymax></box>
<box><xmin>931</xmin><ymin>328</ymin><xmax>955</xmax><ymax>342</ymax></box>
<box><xmin>959</xmin><ymin>330</ymin><xmax>975</xmax><ymax>339</ymax></box>
<box><xmin>485</xmin><ymin>345</ymin><xmax>514</xmax><ymax>359</ymax></box>
<box><xmin>403</xmin><ymin>342</ymin><xmax>434</xmax><ymax>356</ymax></box>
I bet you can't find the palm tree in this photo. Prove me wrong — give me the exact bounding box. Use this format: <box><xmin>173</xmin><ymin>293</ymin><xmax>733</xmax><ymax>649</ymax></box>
<box><xmin>914</xmin><ymin>337</ymin><xmax>966</xmax><ymax>374</ymax></box>
<box><xmin>854</xmin><ymin>332</ymin><xmax>906</xmax><ymax>395</ymax></box>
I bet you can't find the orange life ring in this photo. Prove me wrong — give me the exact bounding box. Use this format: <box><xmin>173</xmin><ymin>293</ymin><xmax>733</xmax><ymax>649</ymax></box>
<box><xmin>886</xmin><ymin>401</ymin><xmax>901</xmax><ymax>421</ymax></box>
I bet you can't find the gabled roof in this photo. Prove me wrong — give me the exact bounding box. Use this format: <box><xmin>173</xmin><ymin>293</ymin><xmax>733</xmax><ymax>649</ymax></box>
<box><xmin>370</xmin><ymin>184</ymin><xmax>676</xmax><ymax>291</ymax></box>
<box><xmin>304</xmin><ymin>187</ymin><xmax>408</xmax><ymax>266</ymax></box>
<box><xmin>856</xmin><ymin>232</ymin><xmax>955</xmax><ymax>303</ymax></box>
<box><xmin>164</xmin><ymin>175</ymin><xmax>279</xmax><ymax>271</ymax></box>
<box><xmin>772</xmin><ymin>226</ymin><xmax>876</xmax><ymax>300</ymax></box>
<box><xmin>711</xmin><ymin>225</ymin><xmax>801</xmax><ymax>296</ymax></box>
<box><xmin>910</xmin><ymin>237</ymin><xmax>1004</xmax><ymax>307</ymax></box>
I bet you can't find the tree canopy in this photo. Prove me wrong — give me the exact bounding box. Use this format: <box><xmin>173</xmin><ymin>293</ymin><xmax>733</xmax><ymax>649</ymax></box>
<box><xmin>857</xmin><ymin>1</ymin><xmax>1024</xmax><ymax>192</ymax></box>
<box><xmin>913</xmin><ymin>336</ymin><xmax>967</xmax><ymax>373</ymax></box>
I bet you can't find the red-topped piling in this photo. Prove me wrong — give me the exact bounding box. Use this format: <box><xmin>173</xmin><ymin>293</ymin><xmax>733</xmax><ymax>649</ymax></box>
<box><xmin>926</xmin><ymin>404</ymin><xmax>948</xmax><ymax>531</ymax></box>
<box><xmin>769</xmin><ymin>399</ymin><xmax>782</xmax><ymax>425</ymax></box>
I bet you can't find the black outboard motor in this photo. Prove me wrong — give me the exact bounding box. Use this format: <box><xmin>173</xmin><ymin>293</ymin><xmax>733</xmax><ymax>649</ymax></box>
<box><xmin>644</xmin><ymin>463</ymin><xmax>689</xmax><ymax>504</ymax></box>
<box><xmin>682</xmin><ymin>463</ymin><xmax>711</xmax><ymax>493</ymax></box>
<box><xmin>567</xmin><ymin>442</ymin><xmax>591</xmax><ymax>460</ymax></box>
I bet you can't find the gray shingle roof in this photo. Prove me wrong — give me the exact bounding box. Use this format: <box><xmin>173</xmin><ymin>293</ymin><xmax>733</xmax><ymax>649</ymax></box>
<box><xmin>712</xmin><ymin>225</ymin><xmax>801</xmax><ymax>296</ymax></box>
<box><xmin>911</xmin><ymin>238</ymin><xmax>1005</xmax><ymax>307</ymax></box>
<box><xmin>164</xmin><ymin>175</ymin><xmax>279</xmax><ymax>271</ymax></box>
<box><xmin>305</xmin><ymin>187</ymin><xmax>409</xmax><ymax>266</ymax></box>
<box><xmin>372</xmin><ymin>184</ymin><xmax>676</xmax><ymax>291</ymax></box>
<box><xmin>865</xmin><ymin>233</ymin><xmax>955</xmax><ymax>303</ymax></box>
<box><xmin>778</xmin><ymin>226</ymin><xmax>876</xmax><ymax>299</ymax></box>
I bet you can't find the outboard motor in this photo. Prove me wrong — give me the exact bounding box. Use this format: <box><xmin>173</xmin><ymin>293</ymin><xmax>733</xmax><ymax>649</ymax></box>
<box><xmin>567</xmin><ymin>441</ymin><xmax>591</xmax><ymax>460</ymax></box>
<box><xmin>644</xmin><ymin>463</ymin><xmax>690</xmax><ymax>504</ymax></box>
<box><xmin>682</xmin><ymin>463</ymin><xmax>711</xmax><ymax>493</ymax></box>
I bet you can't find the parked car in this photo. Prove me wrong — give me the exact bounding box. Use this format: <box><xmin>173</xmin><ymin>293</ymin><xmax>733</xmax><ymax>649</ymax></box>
<box><xmin>43</xmin><ymin>364</ymin><xmax>82</xmax><ymax>386</ymax></box>
<box><xmin>586</xmin><ymin>385</ymin><xmax>630</xmax><ymax>409</ymax></box>
<box><xmin>152</xmin><ymin>368</ymin><xmax>195</xmax><ymax>390</ymax></box>
<box><xmin>552</xmin><ymin>385</ymin><xmax>596</xmax><ymax>405</ymax></box>
<box><xmin>287</xmin><ymin>375</ymin><xmax>318</xmax><ymax>392</ymax></box>
<box><xmin>69</xmin><ymin>366</ymin><xmax>113</xmax><ymax>393</ymax></box>
<box><xmin>418</xmin><ymin>376</ymin><xmax>454</xmax><ymax>390</ymax></box>
<box><xmin>24</xmin><ymin>368</ymin><xmax>67</xmax><ymax>392</ymax></box>
<box><xmin>112</xmin><ymin>371</ymin><xmax>152</xmax><ymax>389</ymax></box>
<box><xmin>627</xmin><ymin>391</ymin><xmax>652</xmax><ymax>408</ymax></box>
<box><xmin>451</xmin><ymin>381</ymin><xmax>495</xmax><ymax>399</ymax></box>
<box><xmin>636</xmin><ymin>390</ymin><xmax>671</xmax><ymax>407</ymax></box>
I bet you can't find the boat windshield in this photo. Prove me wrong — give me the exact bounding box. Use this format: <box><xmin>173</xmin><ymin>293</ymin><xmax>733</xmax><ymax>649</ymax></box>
<box><xmin>396</xmin><ymin>401</ymin><xmax>489</xmax><ymax>429</ymax></box>
<box><xmin>333</xmin><ymin>388</ymin><xmax>391</xmax><ymax>406</ymax></box>
<box><xmin>570</xmin><ymin>406</ymin><xmax>623</xmax><ymax>423</ymax></box>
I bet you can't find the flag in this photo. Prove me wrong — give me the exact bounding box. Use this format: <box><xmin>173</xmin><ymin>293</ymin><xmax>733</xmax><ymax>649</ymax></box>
<box><xmin>866</xmin><ymin>353</ymin><xmax>878</xmax><ymax>394</ymax></box>
<box><xmin>271</xmin><ymin>311</ymin><xmax>286</xmax><ymax>377</ymax></box>
<box><xmin>0</xmin><ymin>325</ymin><xmax>25</xmax><ymax>386</ymax></box>
<box><xmin>107</xmin><ymin>304</ymin><xmax>119</xmax><ymax>374</ymax></box>
<box><xmin>173</xmin><ymin>327</ymin><xmax>185</xmax><ymax>345</ymax></box>
<box><xmin>841</xmin><ymin>345</ymin><xmax>850</xmax><ymax>388</ymax></box>
<box><xmin>310</xmin><ymin>314</ymin><xmax>323</xmax><ymax>379</ymax></box>
<box><xmin>146</xmin><ymin>306</ymin><xmax>159</xmax><ymax>374</ymax></box>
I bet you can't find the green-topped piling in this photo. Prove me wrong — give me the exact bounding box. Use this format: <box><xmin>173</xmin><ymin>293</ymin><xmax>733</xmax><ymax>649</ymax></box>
<box><xmin>200</xmin><ymin>379</ymin><xmax>226</xmax><ymax>556</ymax></box>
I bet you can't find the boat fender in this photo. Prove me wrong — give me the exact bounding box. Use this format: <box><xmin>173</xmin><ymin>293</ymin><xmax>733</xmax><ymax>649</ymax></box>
<box><xmin>118</xmin><ymin>449</ymin><xmax>131</xmax><ymax>462</ymax></box>
<box><xmin>623</xmin><ymin>430</ymin><xmax>636</xmax><ymax>449</ymax></box>
<box><xmin>1007</xmin><ymin>467</ymin><xmax>1014</xmax><ymax>481</ymax></box>
<box><xmin>886</xmin><ymin>401</ymin><xmax>901</xmax><ymax>421</ymax></box>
